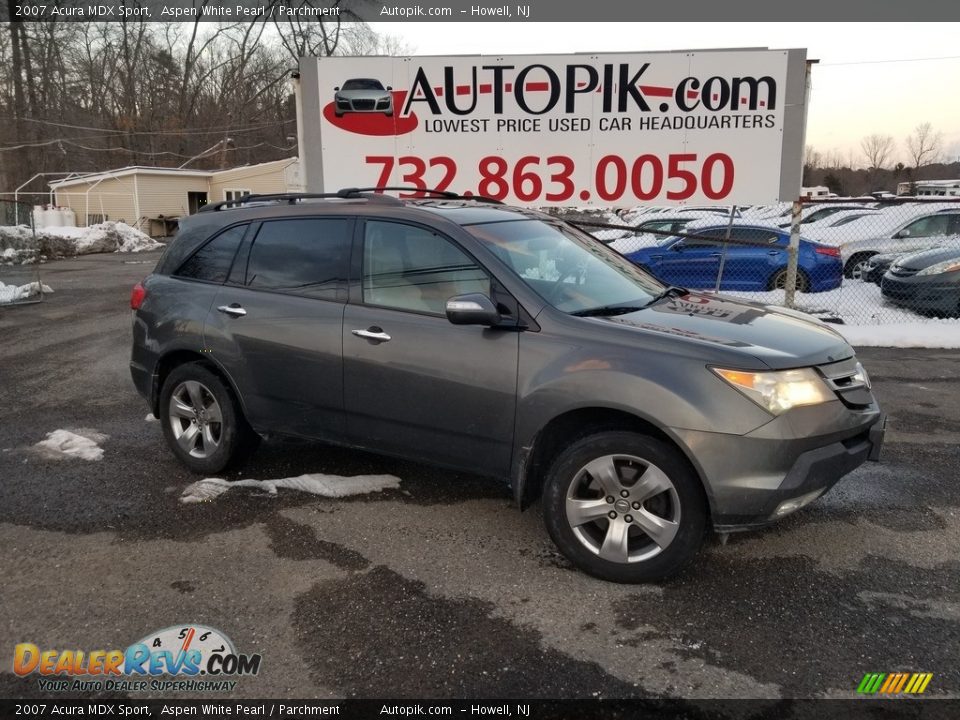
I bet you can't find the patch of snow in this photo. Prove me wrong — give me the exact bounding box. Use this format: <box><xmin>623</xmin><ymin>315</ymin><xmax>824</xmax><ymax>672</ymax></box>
<box><xmin>0</xmin><ymin>221</ymin><xmax>161</xmax><ymax>258</ymax></box>
<box><xmin>0</xmin><ymin>280</ymin><xmax>53</xmax><ymax>304</ymax></box>
<box><xmin>145</xmin><ymin>413</ymin><xmax>158</xmax><ymax>422</ymax></box>
<box><xmin>833</xmin><ymin>321</ymin><xmax>960</xmax><ymax>348</ymax></box>
<box><xmin>180</xmin><ymin>473</ymin><xmax>401</xmax><ymax>504</ymax></box>
<box><xmin>32</xmin><ymin>429</ymin><xmax>107</xmax><ymax>461</ymax></box>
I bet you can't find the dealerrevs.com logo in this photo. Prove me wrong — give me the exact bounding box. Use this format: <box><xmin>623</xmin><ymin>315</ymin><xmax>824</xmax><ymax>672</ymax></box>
<box><xmin>13</xmin><ymin>624</ymin><xmax>261</xmax><ymax>693</ymax></box>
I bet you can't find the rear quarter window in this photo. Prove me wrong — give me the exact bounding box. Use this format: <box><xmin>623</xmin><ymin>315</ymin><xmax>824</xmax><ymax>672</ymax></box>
<box><xmin>174</xmin><ymin>225</ymin><xmax>246</xmax><ymax>283</ymax></box>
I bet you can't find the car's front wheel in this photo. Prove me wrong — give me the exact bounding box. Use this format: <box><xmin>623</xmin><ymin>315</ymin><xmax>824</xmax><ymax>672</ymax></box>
<box><xmin>159</xmin><ymin>362</ymin><xmax>258</xmax><ymax>474</ymax></box>
<box><xmin>844</xmin><ymin>252</ymin><xmax>876</xmax><ymax>280</ymax></box>
<box><xmin>542</xmin><ymin>432</ymin><xmax>707</xmax><ymax>583</ymax></box>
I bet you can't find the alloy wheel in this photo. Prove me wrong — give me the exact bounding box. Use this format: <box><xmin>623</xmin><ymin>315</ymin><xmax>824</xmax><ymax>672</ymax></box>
<box><xmin>565</xmin><ymin>454</ymin><xmax>681</xmax><ymax>563</ymax></box>
<box><xmin>168</xmin><ymin>380</ymin><xmax>223</xmax><ymax>459</ymax></box>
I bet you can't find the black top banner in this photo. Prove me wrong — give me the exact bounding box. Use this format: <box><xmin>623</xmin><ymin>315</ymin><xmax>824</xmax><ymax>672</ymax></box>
<box><xmin>5</xmin><ymin>0</ymin><xmax>960</xmax><ymax>22</ymax></box>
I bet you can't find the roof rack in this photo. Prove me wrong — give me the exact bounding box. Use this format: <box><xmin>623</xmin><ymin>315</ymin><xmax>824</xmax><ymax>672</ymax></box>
<box><xmin>343</xmin><ymin>187</ymin><xmax>504</xmax><ymax>205</ymax></box>
<box><xmin>198</xmin><ymin>186</ymin><xmax>504</xmax><ymax>213</ymax></box>
<box><xmin>199</xmin><ymin>188</ymin><xmax>404</xmax><ymax>213</ymax></box>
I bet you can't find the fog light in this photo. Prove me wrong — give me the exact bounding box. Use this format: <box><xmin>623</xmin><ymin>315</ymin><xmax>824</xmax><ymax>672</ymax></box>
<box><xmin>773</xmin><ymin>489</ymin><xmax>825</xmax><ymax>518</ymax></box>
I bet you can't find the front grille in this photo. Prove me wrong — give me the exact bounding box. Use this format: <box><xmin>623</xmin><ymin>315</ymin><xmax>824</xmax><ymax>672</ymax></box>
<box><xmin>889</xmin><ymin>265</ymin><xmax>919</xmax><ymax>278</ymax></box>
<box><xmin>818</xmin><ymin>357</ymin><xmax>873</xmax><ymax>408</ymax></box>
<box><xmin>353</xmin><ymin>99</ymin><xmax>376</xmax><ymax>110</ymax></box>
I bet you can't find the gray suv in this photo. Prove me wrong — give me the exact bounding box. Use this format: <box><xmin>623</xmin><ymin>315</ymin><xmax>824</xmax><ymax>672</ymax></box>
<box><xmin>130</xmin><ymin>189</ymin><xmax>885</xmax><ymax>582</ymax></box>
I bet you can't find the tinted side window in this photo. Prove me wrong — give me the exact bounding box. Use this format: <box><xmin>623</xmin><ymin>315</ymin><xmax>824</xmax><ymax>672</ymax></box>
<box><xmin>729</xmin><ymin>229</ymin><xmax>779</xmax><ymax>245</ymax></box>
<box><xmin>363</xmin><ymin>221</ymin><xmax>489</xmax><ymax>315</ymax></box>
<box><xmin>903</xmin><ymin>215</ymin><xmax>949</xmax><ymax>238</ymax></box>
<box><xmin>175</xmin><ymin>225</ymin><xmax>245</xmax><ymax>283</ymax></box>
<box><xmin>245</xmin><ymin>219</ymin><xmax>350</xmax><ymax>300</ymax></box>
<box><xmin>683</xmin><ymin>229</ymin><xmax>723</xmax><ymax>247</ymax></box>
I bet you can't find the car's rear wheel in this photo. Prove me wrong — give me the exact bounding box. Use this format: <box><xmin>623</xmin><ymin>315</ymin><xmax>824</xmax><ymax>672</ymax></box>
<box><xmin>844</xmin><ymin>252</ymin><xmax>876</xmax><ymax>280</ymax></box>
<box><xmin>160</xmin><ymin>362</ymin><xmax>258</xmax><ymax>474</ymax></box>
<box><xmin>542</xmin><ymin>432</ymin><xmax>707</xmax><ymax>583</ymax></box>
<box><xmin>769</xmin><ymin>268</ymin><xmax>810</xmax><ymax>293</ymax></box>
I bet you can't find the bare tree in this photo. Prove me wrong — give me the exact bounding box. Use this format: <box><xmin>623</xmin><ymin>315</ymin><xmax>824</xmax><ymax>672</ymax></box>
<box><xmin>804</xmin><ymin>145</ymin><xmax>822</xmax><ymax>169</ymax></box>
<box><xmin>905</xmin><ymin>122</ymin><xmax>943</xmax><ymax>168</ymax></box>
<box><xmin>860</xmin><ymin>134</ymin><xmax>895</xmax><ymax>170</ymax></box>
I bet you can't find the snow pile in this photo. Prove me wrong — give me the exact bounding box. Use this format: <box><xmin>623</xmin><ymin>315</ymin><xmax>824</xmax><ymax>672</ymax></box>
<box><xmin>32</xmin><ymin>429</ymin><xmax>107</xmax><ymax>461</ymax></box>
<box><xmin>833</xmin><ymin>321</ymin><xmax>960</xmax><ymax>348</ymax></box>
<box><xmin>0</xmin><ymin>280</ymin><xmax>53</xmax><ymax>304</ymax></box>
<box><xmin>0</xmin><ymin>221</ymin><xmax>161</xmax><ymax>259</ymax></box>
<box><xmin>180</xmin><ymin>473</ymin><xmax>402</xmax><ymax>504</ymax></box>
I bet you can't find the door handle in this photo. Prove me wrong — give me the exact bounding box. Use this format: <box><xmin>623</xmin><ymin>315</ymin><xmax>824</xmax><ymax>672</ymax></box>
<box><xmin>710</xmin><ymin>253</ymin><xmax>722</xmax><ymax>257</ymax></box>
<box><xmin>352</xmin><ymin>328</ymin><xmax>391</xmax><ymax>342</ymax></box>
<box><xmin>217</xmin><ymin>304</ymin><xmax>246</xmax><ymax>317</ymax></box>
<box><xmin>768</xmin><ymin>249</ymin><xmax>781</xmax><ymax>255</ymax></box>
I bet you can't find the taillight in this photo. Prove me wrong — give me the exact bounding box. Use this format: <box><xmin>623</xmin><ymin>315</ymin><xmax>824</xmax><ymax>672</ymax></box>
<box><xmin>130</xmin><ymin>281</ymin><xmax>147</xmax><ymax>310</ymax></box>
<box><xmin>815</xmin><ymin>246</ymin><xmax>840</xmax><ymax>257</ymax></box>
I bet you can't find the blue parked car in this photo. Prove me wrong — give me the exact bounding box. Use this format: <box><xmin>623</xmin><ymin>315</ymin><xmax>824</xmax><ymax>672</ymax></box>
<box><xmin>624</xmin><ymin>223</ymin><xmax>843</xmax><ymax>293</ymax></box>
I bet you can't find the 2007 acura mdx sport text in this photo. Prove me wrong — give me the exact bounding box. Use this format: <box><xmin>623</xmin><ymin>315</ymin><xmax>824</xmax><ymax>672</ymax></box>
<box><xmin>130</xmin><ymin>189</ymin><xmax>885</xmax><ymax>582</ymax></box>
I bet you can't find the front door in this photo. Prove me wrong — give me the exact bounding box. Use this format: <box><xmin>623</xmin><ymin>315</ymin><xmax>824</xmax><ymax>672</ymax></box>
<box><xmin>187</xmin><ymin>192</ymin><xmax>208</xmax><ymax>214</ymax></box>
<box><xmin>342</xmin><ymin>220</ymin><xmax>519</xmax><ymax>478</ymax></box>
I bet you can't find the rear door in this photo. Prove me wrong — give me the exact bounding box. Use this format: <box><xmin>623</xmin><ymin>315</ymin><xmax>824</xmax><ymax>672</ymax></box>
<box><xmin>341</xmin><ymin>219</ymin><xmax>519</xmax><ymax>478</ymax></box>
<box><xmin>203</xmin><ymin>217</ymin><xmax>352</xmax><ymax>439</ymax></box>
<box><xmin>717</xmin><ymin>228</ymin><xmax>783</xmax><ymax>289</ymax></box>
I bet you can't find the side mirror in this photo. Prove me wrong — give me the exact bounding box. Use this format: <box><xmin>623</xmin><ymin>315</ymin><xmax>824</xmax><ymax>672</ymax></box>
<box><xmin>895</xmin><ymin>229</ymin><xmax>910</xmax><ymax>238</ymax></box>
<box><xmin>386</xmin><ymin>86</ymin><xmax>393</xmax><ymax>91</ymax></box>
<box><xmin>334</xmin><ymin>86</ymin><xmax>340</xmax><ymax>92</ymax></box>
<box><xmin>446</xmin><ymin>293</ymin><xmax>500</xmax><ymax>326</ymax></box>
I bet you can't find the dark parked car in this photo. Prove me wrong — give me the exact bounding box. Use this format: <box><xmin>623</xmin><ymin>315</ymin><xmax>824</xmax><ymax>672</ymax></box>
<box><xmin>624</xmin><ymin>223</ymin><xmax>842</xmax><ymax>293</ymax></box>
<box><xmin>130</xmin><ymin>190</ymin><xmax>884</xmax><ymax>583</ymax></box>
<box><xmin>862</xmin><ymin>247</ymin><xmax>938</xmax><ymax>285</ymax></box>
<box><xmin>881</xmin><ymin>246</ymin><xmax>960</xmax><ymax>317</ymax></box>
<box><xmin>334</xmin><ymin>78</ymin><xmax>394</xmax><ymax>117</ymax></box>
<box><xmin>862</xmin><ymin>251</ymin><xmax>903</xmax><ymax>285</ymax></box>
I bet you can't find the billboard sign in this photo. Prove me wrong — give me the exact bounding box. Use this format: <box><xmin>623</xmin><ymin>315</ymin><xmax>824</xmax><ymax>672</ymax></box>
<box><xmin>298</xmin><ymin>49</ymin><xmax>808</xmax><ymax>206</ymax></box>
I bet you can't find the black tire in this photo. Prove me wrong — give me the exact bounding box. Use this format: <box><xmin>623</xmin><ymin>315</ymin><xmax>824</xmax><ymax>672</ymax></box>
<box><xmin>159</xmin><ymin>362</ymin><xmax>258</xmax><ymax>474</ymax></box>
<box><xmin>769</xmin><ymin>268</ymin><xmax>810</xmax><ymax>293</ymax></box>
<box><xmin>844</xmin><ymin>252</ymin><xmax>875</xmax><ymax>280</ymax></box>
<box><xmin>542</xmin><ymin>431</ymin><xmax>707</xmax><ymax>583</ymax></box>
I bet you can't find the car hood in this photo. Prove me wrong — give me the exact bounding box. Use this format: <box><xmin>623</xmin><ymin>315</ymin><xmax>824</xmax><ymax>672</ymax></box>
<box><xmin>894</xmin><ymin>245</ymin><xmax>960</xmax><ymax>271</ymax></box>
<box><xmin>598</xmin><ymin>292</ymin><xmax>852</xmax><ymax>369</ymax></box>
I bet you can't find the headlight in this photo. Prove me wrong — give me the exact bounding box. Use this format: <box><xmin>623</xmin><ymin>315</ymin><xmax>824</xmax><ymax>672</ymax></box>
<box><xmin>916</xmin><ymin>259</ymin><xmax>960</xmax><ymax>276</ymax></box>
<box><xmin>712</xmin><ymin>367</ymin><xmax>834</xmax><ymax>415</ymax></box>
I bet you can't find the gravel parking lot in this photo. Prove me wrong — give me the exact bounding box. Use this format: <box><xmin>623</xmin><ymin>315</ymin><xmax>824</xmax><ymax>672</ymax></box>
<box><xmin>1</xmin><ymin>253</ymin><xmax>958</xmax><ymax>700</ymax></box>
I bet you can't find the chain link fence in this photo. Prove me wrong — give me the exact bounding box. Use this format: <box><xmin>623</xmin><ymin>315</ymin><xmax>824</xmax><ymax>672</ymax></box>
<box><xmin>0</xmin><ymin>199</ymin><xmax>47</xmax><ymax>307</ymax></box>
<box><xmin>562</xmin><ymin>196</ymin><xmax>960</xmax><ymax>326</ymax></box>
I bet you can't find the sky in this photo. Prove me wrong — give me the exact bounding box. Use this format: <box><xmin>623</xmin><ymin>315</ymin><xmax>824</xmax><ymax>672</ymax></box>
<box><xmin>369</xmin><ymin>22</ymin><xmax>960</xmax><ymax>166</ymax></box>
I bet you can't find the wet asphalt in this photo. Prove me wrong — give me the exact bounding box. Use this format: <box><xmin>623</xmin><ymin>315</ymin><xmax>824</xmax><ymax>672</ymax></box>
<box><xmin>0</xmin><ymin>253</ymin><xmax>957</xmax><ymax>700</ymax></box>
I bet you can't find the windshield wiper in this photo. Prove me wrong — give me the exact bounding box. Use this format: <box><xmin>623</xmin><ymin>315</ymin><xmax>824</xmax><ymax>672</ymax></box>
<box><xmin>646</xmin><ymin>285</ymin><xmax>688</xmax><ymax>305</ymax></box>
<box><xmin>570</xmin><ymin>304</ymin><xmax>646</xmax><ymax>317</ymax></box>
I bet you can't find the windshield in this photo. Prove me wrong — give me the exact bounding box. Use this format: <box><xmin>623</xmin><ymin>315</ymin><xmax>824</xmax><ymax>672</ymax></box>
<box><xmin>466</xmin><ymin>219</ymin><xmax>665</xmax><ymax>314</ymax></box>
<box><xmin>342</xmin><ymin>79</ymin><xmax>384</xmax><ymax>91</ymax></box>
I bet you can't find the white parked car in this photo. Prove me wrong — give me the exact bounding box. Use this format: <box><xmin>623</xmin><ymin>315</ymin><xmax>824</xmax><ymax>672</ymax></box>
<box><xmin>835</xmin><ymin>210</ymin><xmax>960</xmax><ymax>279</ymax></box>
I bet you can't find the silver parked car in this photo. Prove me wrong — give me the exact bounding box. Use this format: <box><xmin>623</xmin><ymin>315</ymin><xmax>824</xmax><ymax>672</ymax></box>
<box><xmin>334</xmin><ymin>78</ymin><xmax>394</xmax><ymax>117</ymax></box>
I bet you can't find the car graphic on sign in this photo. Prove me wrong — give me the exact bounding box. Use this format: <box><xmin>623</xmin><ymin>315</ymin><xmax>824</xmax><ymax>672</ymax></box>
<box><xmin>334</xmin><ymin>78</ymin><xmax>394</xmax><ymax>117</ymax></box>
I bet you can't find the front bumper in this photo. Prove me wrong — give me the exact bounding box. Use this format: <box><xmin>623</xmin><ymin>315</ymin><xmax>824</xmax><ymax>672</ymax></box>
<box><xmin>881</xmin><ymin>276</ymin><xmax>960</xmax><ymax>316</ymax></box>
<box><xmin>674</xmin><ymin>404</ymin><xmax>885</xmax><ymax>532</ymax></box>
